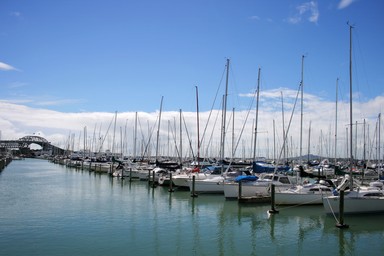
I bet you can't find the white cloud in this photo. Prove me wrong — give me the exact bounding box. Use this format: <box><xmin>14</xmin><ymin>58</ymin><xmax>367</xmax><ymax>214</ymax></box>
<box><xmin>35</xmin><ymin>99</ymin><xmax>85</xmax><ymax>107</ymax></box>
<box><xmin>0</xmin><ymin>61</ymin><xmax>18</xmax><ymax>71</ymax></box>
<box><xmin>288</xmin><ymin>1</ymin><xmax>319</xmax><ymax>24</ymax></box>
<box><xmin>249</xmin><ymin>16</ymin><xmax>260</xmax><ymax>21</ymax></box>
<box><xmin>338</xmin><ymin>0</ymin><xmax>356</xmax><ymax>9</ymax></box>
<box><xmin>1</xmin><ymin>88</ymin><xmax>382</xmax><ymax>160</ymax></box>
<box><xmin>10</xmin><ymin>11</ymin><xmax>21</xmax><ymax>17</ymax></box>
<box><xmin>8</xmin><ymin>82</ymin><xmax>27</xmax><ymax>89</ymax></box>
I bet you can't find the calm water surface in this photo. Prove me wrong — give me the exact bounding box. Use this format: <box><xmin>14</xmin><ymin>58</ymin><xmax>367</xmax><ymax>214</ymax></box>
<box><xmin>1</xmin><ymin>158</ymin><xmax>383</xmax><ymax>256</ymax></box>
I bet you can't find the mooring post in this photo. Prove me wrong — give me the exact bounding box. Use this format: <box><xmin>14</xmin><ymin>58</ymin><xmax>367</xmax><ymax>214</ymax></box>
<box><xmin>336</xmin><ymin>190</ymin><xmax>349</xmax><ymax>228</ymax></box>
<box><xmin>238</xmin><ymin>180</ymin><xmax>242</xmax><ymax>200</ymax></box>
<box><xmin>151</xmin><ymin>170</ymin><xmax>157</xmax><ymax>188</ymax></box>
<box><xmin>129</xmin><ymin>168</ymin><xmax>132</xmax><ymax>182</ymax></box>
<box><xmin>168</xmin><ymin>172</ymin><xmax>174</xmax><ymax>192</ymax></box>
<box><xmin>148</xmin><ymin>169</ymin><xmax>151</xmax><ymax>185</ymax></box>
<box><xmin>121</xmin><ymin>167</ymin><xmax>125</xmax><ymax>180</ymax></box>
<box><xmin>268</xmin><ymin>184</ymin><xmax>279</xmax><ymax>214</ymax></box>
<box><xmin>191</xmin><ymin>175</ymin><xmax>198</xmax><ymax>197</ymax></box>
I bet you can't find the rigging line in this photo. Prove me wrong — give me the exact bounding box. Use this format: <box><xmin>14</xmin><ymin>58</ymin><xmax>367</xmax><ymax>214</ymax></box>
<box><xmin>275</xmin><ymin>82</ymin><xmax>302</xmax><ymax>168</ymax></box>
<box><xmin>324</xmin><ymin>196</ymin><xmax>340</xmax><ymax>222</ymax></box>
<box><xmin>140</xmin><ymin>114</ymin><xmax>159</xmax><ymax>160</ymax></box>
<box><xmin>230</xmin><ymin>86</ymin><xmax>257</xmax><ymax>159</ymax></box>
<box><xmin>98</xmin><ymin>113</ymin><xmax>115</xmax><ymax>153</ymax></box>
<box><xmin>200</xmin><ymin>64</ymin><xmax>227</xmax><ymax>147</ymax></box>
<box><xmin>169</xmin><ymin>119</ymin><xmax>181</xmax><ymax>160</ymax></box>
<box><xmin>137</xmin><ymin>115</ymin><xmax>148</xmax><ymax>153</ymax></box>
<box><xmin>181</xmin><ymin>113</ymin><xmax>195</xmax><ymax>159</ymax></box>
<box><xmin>202</xmin><ymin>106</ymin><xmax>221</xmax><ymax>158</ymax></box>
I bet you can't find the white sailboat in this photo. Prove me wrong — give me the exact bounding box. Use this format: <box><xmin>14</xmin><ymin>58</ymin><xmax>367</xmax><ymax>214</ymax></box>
<box><xmin>224</xmin><ymin>172</ymin><xmax>295</xmax><ymax>199</ymax></box>
<box><xmin>188</xmin><ymin>59</ymin><xmax>231</xmax><ymax>194</ymax></box>
<box><xmin>322</xmin><ymin>24</ymin><xmax>384</xmax><ymax>214</ymax></box>
<box><xmin>275</xmin><ymin>180</ymin><xmax>334</xmax><ymax>205</ymax></box>
<box><xmin>323</xmin><ymin>174</ymin><xmax>384</xmax><ymax>214</ymax></box>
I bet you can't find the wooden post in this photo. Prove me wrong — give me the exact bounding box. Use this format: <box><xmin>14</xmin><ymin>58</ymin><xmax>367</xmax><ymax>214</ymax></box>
<box><xmin>121</xmin><ymin>167</ymin><xmax>125</xmax><ymax>180</ymax></box>
<box><xmin>238</xmin><ymin>180</ymin><xmax>242</xmax><ymax>200</ymax></box>
<box><xmin>168</xmin><ymin>172</ymin><xmax>174</xmax><ymax>192</ymax></box>
<box><xmin>336</xmin><ymin>190</ymin><xmax>349</xmax><ymax>228</ymax></box>
<box><xmin>151</xmin><ymin>170</ymin><xmax>157</xmax><ymax>188</ymax></box>
<box><xmin>268</xmin><ymin>184</ymin><xmax>279</xmax><ymax>214</ymax></box>
<box><xmin>129</xmin><ymin>168</ymin><xmax>132</xmax><ymax>182</ymax></box>
<box><xmin>190</xmin><ymin>175</ymin><xmax>198</xmax><ymax>197</ymax></box>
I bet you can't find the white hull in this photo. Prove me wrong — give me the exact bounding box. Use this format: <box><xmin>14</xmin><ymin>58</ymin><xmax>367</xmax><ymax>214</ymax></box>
<box><xmin>188</xmin><ymin>176</ymin><xmax>225</xmax><ymax>194</ymax></box>
<box><xmin>224</xmin><ymin>182</ymin><xmax>269</xmax><ymax>199</ymax></box>
<box><xmin>276</xmin><ymin>192</ymin><xmax>329</xmax><ymax>205</ymax></box>
<box><xmin>323</xmin><ymin>196</ymin><xmax>384</xmax><ymax>214</ymax></box>
<box><xmin>224</xmin><ymin>182</ymin><xmax>291</xmax><ymax>199</ymax></box>
<box><xmin>224</xmin><ymin>174</ymin><xmax>295</xmax><ymax>199</ymax></box>
<box><xmin>172</xmin><ymin>175</ymin><xmax>190</xmax><ymax>187</ymax></box>
<box><xmin>275</xmin><ymin>183</ymin><xmax>333</xmax><ymax>205</ymax></box>
<box><xmin>173</xmin><ymin>173</ymin><xmax>210</xmax><ymax>188</ymax></box>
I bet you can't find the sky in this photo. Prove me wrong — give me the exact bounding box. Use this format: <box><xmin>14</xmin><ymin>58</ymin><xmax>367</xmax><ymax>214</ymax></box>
<box><xmin>1</xmin><ymin>0</ymin><xmax>383</xmax><ymax>161</ymax></box>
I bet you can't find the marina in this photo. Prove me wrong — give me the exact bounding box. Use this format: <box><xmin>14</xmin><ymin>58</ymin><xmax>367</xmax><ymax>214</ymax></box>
<box><xmin>1</xmin><ymin>158</ymin><xmax>384</xmax><ymax>256</ymax></box>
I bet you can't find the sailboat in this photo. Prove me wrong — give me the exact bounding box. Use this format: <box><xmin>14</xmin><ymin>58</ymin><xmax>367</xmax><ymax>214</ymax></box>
<box><xmin>188</xmin><ymin>59</ymin><xmax>243</xmax><ymax>193</ymax></box>
<box><xmin>322</xmin><ymin>24</ymin><xmax>384</xmax><ymax>214</ymax></box>
<box><xmin>223</xmin><ymin>67</ymin><xmax>293</xmax><ymax>199</ymax></box>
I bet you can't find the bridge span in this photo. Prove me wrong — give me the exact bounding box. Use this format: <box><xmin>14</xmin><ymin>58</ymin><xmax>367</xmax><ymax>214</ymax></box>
<box><xmin>0</xmin><ymin>135</ymin><xmax>65</xmax><ymax>155</ymax></box>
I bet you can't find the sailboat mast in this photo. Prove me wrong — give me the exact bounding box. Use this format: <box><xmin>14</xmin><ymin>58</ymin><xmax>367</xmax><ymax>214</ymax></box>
<box><xmin>179</xmin><ymin>109</ymin><xmax>183</xmax><ymax>167</ymax></box>
<box><xmin>300</xmin><ymin>55</ymin><xmax>305</xmax><ymax>164</ymax></box>
<box><xmin>348</xmin><ymin>23</ymin><xmax>354</xmax><ymax>190</ymax></box>
<box><xmin>112</xmin><ymin>111</ymin><xmax>117</xmax><ymax>157</ymax></box>
<box><xmin>273</xmin><ymin>119</ymin><xmax>276</xmax><ymax>162</ymax></box>
<box><xmin>195</xmin><ymin>86</ymin><xmax>200</xmax><ymax>167</ymax></box>
<box><xmin>221</xmin><ymin>59</ymin><xmax>230</xmax><ymax>167</ymax></box>
<box><xmin>232</xmin><ymin>108</ymin><xmax>235</xmax><ymax>159</ymax></box>
<box><xmin>363</xmin><ymin>118</ymin><xmax>366</xmax><ymax>163</ymax></box>
<box><xmin>253</xmin><ymin>67</ymin><xmax>261</xmax><ymax>161</ymax></box>
<box><xmin>281</xmin><ymin>91</ymin><xmax>286</xmax><ymax>162</ymax></box>
<box><xmin>335</xmin><ymin>78</ymin><xmax>339</xmax><ymax>165</ymax></box>
<box><xmin>155</xmin><ymin>96</ymin><xmax>164</xmax><ymax>164</ymax></box>
<box><xmin>379</xmin><ymin>113</ymin><xmax>381</xmax><ymax>169</ymax></box>
<box><xmin>134</xmin><ymin>112</ymin><xmax>137</xmax><ymax>158</ymax></box>
<box><xmin>308</xmin><ymin>121</ymin><xmax>311</xmax><ymax>163</ymax></box>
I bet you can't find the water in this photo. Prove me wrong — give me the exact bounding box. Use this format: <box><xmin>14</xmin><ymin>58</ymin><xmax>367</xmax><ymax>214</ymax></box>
<box><xmin>1</xmin><ymin>158</ymin><xmax>383</xmax><ymax>256</ymax></box>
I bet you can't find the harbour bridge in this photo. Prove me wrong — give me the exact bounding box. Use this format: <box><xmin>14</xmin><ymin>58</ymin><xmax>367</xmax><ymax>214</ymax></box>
<box><xmin>0</xmin><ymin>135</ymin><xmax>65</xmax><ymax>155</ymax></box>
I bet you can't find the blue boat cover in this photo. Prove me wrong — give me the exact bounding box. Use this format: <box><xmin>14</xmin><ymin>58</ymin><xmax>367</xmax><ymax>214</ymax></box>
<box><xmin>235</xmin><ymin>175</ymin><xmax>258</xmax><ymax>182</ymax></box>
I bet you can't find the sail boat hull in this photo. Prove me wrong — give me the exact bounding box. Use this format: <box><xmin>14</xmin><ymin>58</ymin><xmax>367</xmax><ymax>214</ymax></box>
<box><xmin>323</xmin><ymin>195</ymin><xmax>384</xmax><ymax>214</ymax></box>
<box><xmin>187</xmin><ymin>176</ymin><xmax>225</xmax><ymax>194</ymax></box>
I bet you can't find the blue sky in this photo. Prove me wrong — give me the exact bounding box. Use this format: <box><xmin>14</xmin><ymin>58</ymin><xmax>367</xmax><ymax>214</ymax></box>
<box><xmin>1</xmin><ymin>0</ymin><xmax>383</xmax><ymax>160</ymax></box>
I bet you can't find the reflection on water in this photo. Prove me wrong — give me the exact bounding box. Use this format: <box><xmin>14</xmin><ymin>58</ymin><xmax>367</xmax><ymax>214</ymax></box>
<box><xmin>0</xmin><ymin>158</ymin><xmax>384</xmax><ymax>256</ymax></box>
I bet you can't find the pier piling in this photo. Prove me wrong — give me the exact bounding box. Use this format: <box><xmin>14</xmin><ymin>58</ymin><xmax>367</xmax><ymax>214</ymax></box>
<box><xmin>190</xmin><ymin>175</ymin><xmax>198</xmax><ymax>197</ymax></box>
<box><xmin>238</xmin><ymin>180</ymin><xmax>242</xmax><ymax>200</ymax></box>
<box><xmin>268</xmin><ymin>184</ymin><xmax>279</xmax><ymax>214</ymax></box>
<box><xmin>336</xmin><ymin>190</ymin><xmax>349</xmax><ymax>229</ymax></box>
<box><xmin>168</xmin><ymin>172</ymin><xmax>174</xmax><ymax>192</ymax></box>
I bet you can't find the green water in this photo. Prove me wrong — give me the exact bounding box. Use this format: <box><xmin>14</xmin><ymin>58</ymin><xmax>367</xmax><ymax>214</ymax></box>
<box><xmin>0</xmin><ymin>158</ymin><xmax>383</xmax><ymax>256</ymax></box>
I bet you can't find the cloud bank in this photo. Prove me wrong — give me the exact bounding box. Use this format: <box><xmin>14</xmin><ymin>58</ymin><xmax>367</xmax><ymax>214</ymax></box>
<box><xmin>1</xmin><ymin>88</ymin><xmax>382</xmax><ymax>161</ymax></box>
